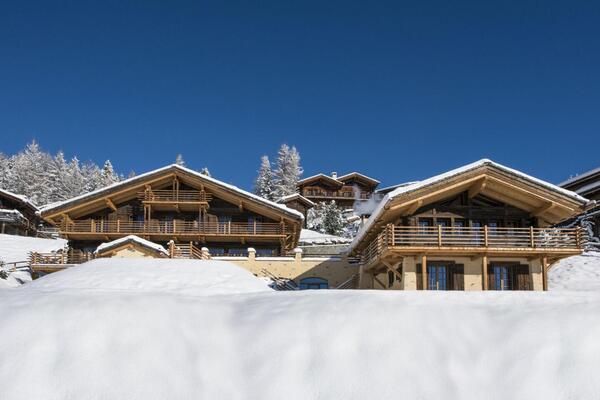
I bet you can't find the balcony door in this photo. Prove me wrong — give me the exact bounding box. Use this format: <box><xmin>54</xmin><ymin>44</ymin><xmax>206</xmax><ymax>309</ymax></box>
<box><xmin>428</xmin><ymin>264</ymin><xmax>448</xmax><ymax>290</ymax></box>
<box><xmin>417</xmin><ymin>262</ymin><xmax>464</xmax><ymax>290</ymax></box>
<box><xmin>488</xmin><ymin>263</ymin><xmax>532</xmax><ymax>291</ymax></box>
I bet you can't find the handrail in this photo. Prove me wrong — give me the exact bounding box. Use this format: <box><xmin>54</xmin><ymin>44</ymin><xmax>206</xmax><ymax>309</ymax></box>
<box><xmin>360</xmin><ymin>225</ymin><xmax>586</xmax><ymax>266</ymax></box>
<box><xmin>138</xmin><ymin>190</ymin><xmax>212</xmax><ymax>203</ymax></box>
<box><xmin>60</xmin><ymin>219</ymin><xmax>286</xmax><ymax>236</ymax></box>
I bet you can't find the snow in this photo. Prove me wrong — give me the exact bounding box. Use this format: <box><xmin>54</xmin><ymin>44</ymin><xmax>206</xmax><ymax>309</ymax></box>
<box><xmin>549</xmin><ymin>251</ymin><xmax>600</xmax><ymax>291</ymax></box>
<box><xmin>0</xmin><ymin>188</ymin><xmax>38</xmax><ymax>210</ymax></box>
<box><xmin>0</xmin><ymin>254</ymin><xmax>599</xmax><ymax>399</ymax></box>
<box><xmin>40</xmin><ymin>164</ymin><xmax>304</xmax><ymax>220</ymax></box>
<box><xmin>350</xmin><ymin>159</ymin><xmax>591</xmax><ymax>252</ymax></box>
<box><xmin>559</xmin><ymin>165</ymin><xmax>600</xmax><ymax>187</ymax></box>
<box><xmin>95</xmin><ymin>235</ymin><xmax>169</xmax><ymax>256</ymax></box>
<box><xmin>299</xmin><ymin>228</ymin><xmax>352</xmax><ymax>245</ymax></box>
<box><xmin>0</xmin><ymin>234</ymin><xmax>66</xmax><ymax>263</ymax></box>
<box><xmin>25</xmin><ymin>258</ymin><xmax>272</xmax><ymax>295</ymax></box>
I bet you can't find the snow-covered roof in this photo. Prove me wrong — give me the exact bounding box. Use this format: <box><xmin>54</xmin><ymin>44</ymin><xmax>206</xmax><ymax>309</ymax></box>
<box><xmin>336</xmin><ymin>172</ymin><xmax>380</xmax><ymax>186</ymax></box>
<box><xmin>0</xmin><ymin>188</ymin><xmax>38</xmax><ymax>211</ymax></box>
<box><xmin>349</xmin><ymin>159</ymin><xmax>591</xmax><ymax>252</ymax></box>
<box><xmin>375</xmin><ymin>181</ymin><xmax>420</xmax><ymax>194</ymax></box>
<box><xmin>299</xmin><ymin>229</ymin><xmax>352</xmax><ymax>245</ymax></box>
<box><xmin>559</xmin><ymin>166</ymin><xmax>600</xmax><ymax>187</ymax></box>
<box><xmin>95</xmin><ymin>235</ymin><xmax>169</xmax><ymax>256</ymax></box>
<box><xmin>277</xmin><ymin>193</ymin><xmax>315</xmax><ymax>207</ymax></box>
<box><xmin>297</xmin><ymin>173</ymin><xmax>343</xmax><ymax>187</ymax></box>
<box><xmin>40</xmin><ymin>164</ymin><xmax>303</xmax><ymax>220</ymax></box>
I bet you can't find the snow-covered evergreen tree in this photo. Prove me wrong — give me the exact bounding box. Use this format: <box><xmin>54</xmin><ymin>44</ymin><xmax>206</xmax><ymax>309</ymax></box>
<box><xmin>307</xmin><ymin>201</ymin><xmax>346</xmax><ymax>236</ymax></box>
<box><xmin>200</xmin><ymin>167</ymin><xmax>211</xmax><ymax>177</ymax></box>
<box><xmin>254</xmin><ymin>155</ymin><xmax>275</xmax><ymax>200</ymax></box>
<box><xmin>274</xmin><ymin>144</ymin><xmax>303</xmax><ymax>198</ymax></box>
<box><xmin>175</xmin><ymin>154</ymin><xmax>185</xmax><ymax>166</ymax></box>
<box><xmin>98</xmin><ymin>160</ymin><xmax>120</xmax><ymax>187</ymax></box>
<box><xmin>0</xmin><ymin>141</ymin><xmax>124</xmax><ymax>206</ymax></box>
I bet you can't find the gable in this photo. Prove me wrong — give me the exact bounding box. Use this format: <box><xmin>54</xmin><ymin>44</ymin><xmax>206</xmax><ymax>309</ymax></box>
<box><xmin>350</xmin><ymin>159</ymin><xmax>590</xmax><ymax>253</ymax></box>
<box><xmin>40</xmin><ymin>165</ymin><xmax>303</xmax><ymax>224</ymax></box>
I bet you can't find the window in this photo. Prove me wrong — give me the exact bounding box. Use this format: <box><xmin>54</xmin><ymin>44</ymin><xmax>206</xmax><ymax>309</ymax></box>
<box><xmin>427</xmin><ymin>264</ymin><xmax>448</xmax><ymax>290</ymax></box>
<box><xmin>228</xmin><ymin>248</ymin><xmax>248</xmax><ymax>257</ymax></box>
<box><xmin>208</xmin><ymin>247</ymin><xmax>225</xmax><ymax>256</ymax></box>
<box><xmin>493</xmin><ymin>266</ymin><xmax>511</xmax><ymax>290</ymax></box>
<box><xmin>436</xmin><ymin>218</ymin><xmax>451</xmax><ymax>227</ymax></box>
<box><xmin>299</xmin><ymin>277</ymin><xmax>329</xmax><ymax>290</ymax></box>
<box><xmin>256</xmin><ymin>248</ymin><xmax>276</xmax><ymax>257</ymax></box>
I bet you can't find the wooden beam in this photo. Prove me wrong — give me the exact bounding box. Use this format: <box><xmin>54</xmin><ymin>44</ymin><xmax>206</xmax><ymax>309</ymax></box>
<box><xmin>403</xmin><ymin>199</ymin><xmax>423</xmax><ymax>216</ymax></box>
<box><xmin>468</xmin><ymin>177</ymin><xmax>487</xmax><ymax>199</ymax></box>
<box><xmin>105</xmin><ymin>198</ymin><xmax>117</xmax><ymax>212</ymax></box>
<box><xmin>373</xmin><ymin>274</ymin><xmax>387</xmax><ymax>289</ymax></box>
<box><xmin>421</xmin><ymin>255</ymin><xmax>427</xmax><ymax>290</ymax></box>
<box><xmin>382</xmin><ymin>259</ymin><xmax>402</xmax><ymax>282</ymax></box>
<box><xmin>532</xmin><ymin>201</ymin><xmax>556</xmax><ymax>217</ymax></box>
<box><xmin>482</xmin><ymin>255</ymin><xmax>488</xmax><ymax>290</ymax></box>
<box><xmin>542</xmin><ymin>256</ymin><xmax>549</xmax><ymax>291</ymax></box>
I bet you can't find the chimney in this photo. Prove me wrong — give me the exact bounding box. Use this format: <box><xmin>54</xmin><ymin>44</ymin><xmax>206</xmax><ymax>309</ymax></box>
<box><xmin>331</xmin><ymin>171</ymin><xmax>338</xmax><ymax>179</ymax></box>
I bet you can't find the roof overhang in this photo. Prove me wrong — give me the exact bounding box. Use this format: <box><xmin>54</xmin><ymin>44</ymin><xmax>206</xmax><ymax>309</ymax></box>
<box><xmin>336</xmin><ymin>172</ymin><xmax>380</xmax><ymax>187</ymax></box>
<box><xmin>297</xmin><ymin>174</ymin><xmax>344</xmax><ymax>189</ymax></box>
<box><xmin>40</xmin><ymin>165</ymin><xmax>304</xmax><ymax>226</ymax></box>
<box><xmin>349</xmin><ymin>159</ymin><xmax>591</xmax><ymax>254</ymax></box>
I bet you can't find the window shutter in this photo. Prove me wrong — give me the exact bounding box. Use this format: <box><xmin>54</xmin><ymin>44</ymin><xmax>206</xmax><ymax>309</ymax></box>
<box><xmin>416</xmin><ymin>263</ymin><xmax>423</xmax><ymax>290</ymax></box>
<box><xmin>515</xmin><ymin>264</ymin><xmax>532</xmax><ymax>290</ymax></box>
<box><xmin>452</xmin><ymin>264</ymin><xmax>464</xmax><ymax>290</ymax></box>
<box><xmin>488</xmin><ymin>264</ymin><xmax>495</xmax><ymax>290</ymax></box>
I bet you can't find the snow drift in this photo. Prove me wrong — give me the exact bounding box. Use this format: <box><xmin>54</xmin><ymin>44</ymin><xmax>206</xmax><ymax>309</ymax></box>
<box><xmin>0</xmin><ymin>255</ymin><xmax>599</xmax><ymax>399</ymax></box>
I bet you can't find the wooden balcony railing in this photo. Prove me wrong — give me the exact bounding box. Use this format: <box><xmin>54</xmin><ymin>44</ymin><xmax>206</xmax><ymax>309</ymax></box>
<box><xmin>61</xmin><ymin>219</ymin><xmax>285</xmax><ymax>236</ymax></box>
<box><xmin>30</xmin><ymin>249</ymin><xmax>93</xmax><ymax>266</ymax></box>
<box><xmin>138</xmin><ymin>190</ymin><xmax>212</xmax><ymax>203</ymax></box>
<box><xmin>361</xmin><ymin>225</ymin><xmax>586</xmax><ymax>266</ymax></box>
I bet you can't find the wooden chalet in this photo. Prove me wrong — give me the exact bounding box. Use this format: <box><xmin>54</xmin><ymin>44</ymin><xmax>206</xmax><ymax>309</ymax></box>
<box><xmin>277</xmin><ymin>193</ymin><xmax>315</xmax><ymax>226</ymax></box>
<box><xmin>38</xmin><ymin>164</ymin><xmax>304</xmax><ymax>266</ymax></box>
<box><xmin>0</xmin><ymin>189</ymin><xmax>39</xmax><ymax>236</ymax></box>
<box><xmin>349</xmin><ymin>159</ymin><xmax>592</xmax><ymax>291</ymax></box>
<box><xmin>560</xmin><ymin>167</ymin><xmax>600</xmax><ymax>240</ymax></box>
<box><xmin>297</xmin><ymin>171</ymin><xmax>380</xmax><ymax>211</ymax></box>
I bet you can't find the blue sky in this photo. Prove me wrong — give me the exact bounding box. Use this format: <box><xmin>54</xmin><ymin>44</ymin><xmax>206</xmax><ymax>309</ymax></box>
<box><xmin>1</xmin><ymin>1</ymin><xmax>598</xmax><ymax>189</ymax></box>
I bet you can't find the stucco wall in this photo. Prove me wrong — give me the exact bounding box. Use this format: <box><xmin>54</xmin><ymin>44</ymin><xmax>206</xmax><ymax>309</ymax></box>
<box><xmin>365</xmin><ymin>256</ymin><xmax>545</xmax><ymax>291</ymax></box>
<box><xmin>215</xmin><ymin>250</ymin><xmax>359</xmax><ymax>288</ymax></box>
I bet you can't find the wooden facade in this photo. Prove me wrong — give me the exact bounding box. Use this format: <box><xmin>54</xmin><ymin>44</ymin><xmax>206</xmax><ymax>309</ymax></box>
<box><xmin>351</xmin><ymin>160</ymin><xmax>592</xmax><ymax>291</ymax></box>
<box><xmin>39</xmin><ymin>165</ymin><xmax>304</xmax><ymax>261</ymax></box>
<box><xmin>297</xmin><ymin>172</ymin><xmax>380</xmax><ymax>211</ymax></box>
<box><xmin>0</xmin><ymin>189</ymin><xmax>39</xmax><ymax>236</ymax></box>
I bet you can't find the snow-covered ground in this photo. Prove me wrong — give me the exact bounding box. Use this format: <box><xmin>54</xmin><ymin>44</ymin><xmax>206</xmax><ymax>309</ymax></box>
<box><xmin>0</xmin><ymin>234</ymin><xmax>67</xmax><ymax>288</ymax></box>
<box><xmin>0</xmin><ymin>233</ymin><xmax>66</xmax><ymax>263</ymax></box>
<box><xmin>299</xmin><ymin>228</ymin><xmax>351</xmax><ymax>245</ymax></box>
<box><xmin>548</xmin><ymin>251</ymin><xmax>600</xmax><ymax>291</ymax></box>
<box><xmin>0</xmin><ymin>254</ymin><xmax>599</xmax><ymax>399</ymax></box>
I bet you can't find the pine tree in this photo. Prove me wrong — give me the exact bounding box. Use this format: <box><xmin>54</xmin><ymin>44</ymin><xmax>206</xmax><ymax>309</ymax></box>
<box><xmin>200</xmin><ymin>167</ymin><xmax>211</xmax><ymax>177</ymax></box>
<box><xmin>175</xmin><ymin>154</ymin><xmax>185</xmax><ymax>166</ymax></box>
<box><xmin>254</xmin><ymin>155</ymin><xmax>275</xmax><ymax>200</ymax></box>
<box><xmin>99</xmin><ymin>160</ymin><xmax>120</xmax><ymax>187</ymax></box>
<box><xmin>307</xmin><ymin>201</ymin><xmax>345</xmax><ymax>236</ymax></box>
<box><xmin>274</xmin><ymin>144</ymin><xmax>303</xmax><ymax>198</ymax></box>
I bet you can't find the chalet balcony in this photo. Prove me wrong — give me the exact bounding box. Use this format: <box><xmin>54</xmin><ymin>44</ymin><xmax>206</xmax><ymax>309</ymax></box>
<box><xmin>58</xmin><ymin>219</ymin><xmax>286</xmax><ymax>240</ymax></box>
<box><xmin>137</xmin><ymin>190</ymin><xmax>212</xmax><ymax>203</ymax></box>
<box><xmin>361</xmin><ymin>225</ymin><xmax>586</xmax><ymax>267</ymax></box>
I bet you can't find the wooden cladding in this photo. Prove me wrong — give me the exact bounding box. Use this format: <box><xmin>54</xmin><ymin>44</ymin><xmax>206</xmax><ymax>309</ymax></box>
<box><xmin>361</xmin><ymin>224</ymin><xmax>585</xmax><ymax>266</ymax></box>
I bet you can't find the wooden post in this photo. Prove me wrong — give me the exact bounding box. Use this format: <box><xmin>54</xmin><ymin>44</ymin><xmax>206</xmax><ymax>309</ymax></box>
<box><xmin>253</xmin><ymin>220</ymin><xmax>257</xmax><ymax>235</ymax></box>
<box><xmin>169</xmin><ymin>241</ymin><xmax>175</xmax><ymax>258</ymax></box>
<box><xmin>482</xmin><ymin>255</ymin><xmax>488</xmax><ymax>290</ymax></box>
<box><xmin>390</xmin><ymin>223</ymin><xmax>395</xmax><ymax>247</ymax></box>
<box><xmin>484</xmin><ymin>225</ymin><xmax>489</xmax><ymax>247</ymax></box>
<box><xmin>575</xmin><ymin>227</ymin><xmax>581</xmax><ymax>248</ymax></box>
<box><xmin>117</xmin><ymin>219</ymin><xmax>120</xmax><ymax>233</ymax></box>
<box><xmin>437</xmin><ymin>225</ymin><xmax>442</xmax><ymax>247</ymax></box>
<box><xmin>542</xmin><ymin>256</ymin><xmax>549</xmax><ymax>291</ymax></box>
<box><xmin>530</xmin><ymin>226</ymin><xmax>535</xmax><ymax>248</ymax></box>
<box><xmin>421</xmin><ymin>255</ymin><xmax>427</xmax><ymax>290</ymax></box>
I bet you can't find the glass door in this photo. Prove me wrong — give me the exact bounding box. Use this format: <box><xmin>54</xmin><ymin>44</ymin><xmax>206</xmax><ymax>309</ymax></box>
<box><xmin>492</xmin><ymin>265</ymin><xmax>512</xmax><ymax>290</ymax></box>
<box><xmin>427</xmin><ymin>264</ymin><xmax>448</xmax><ymax>290</ymax></box>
